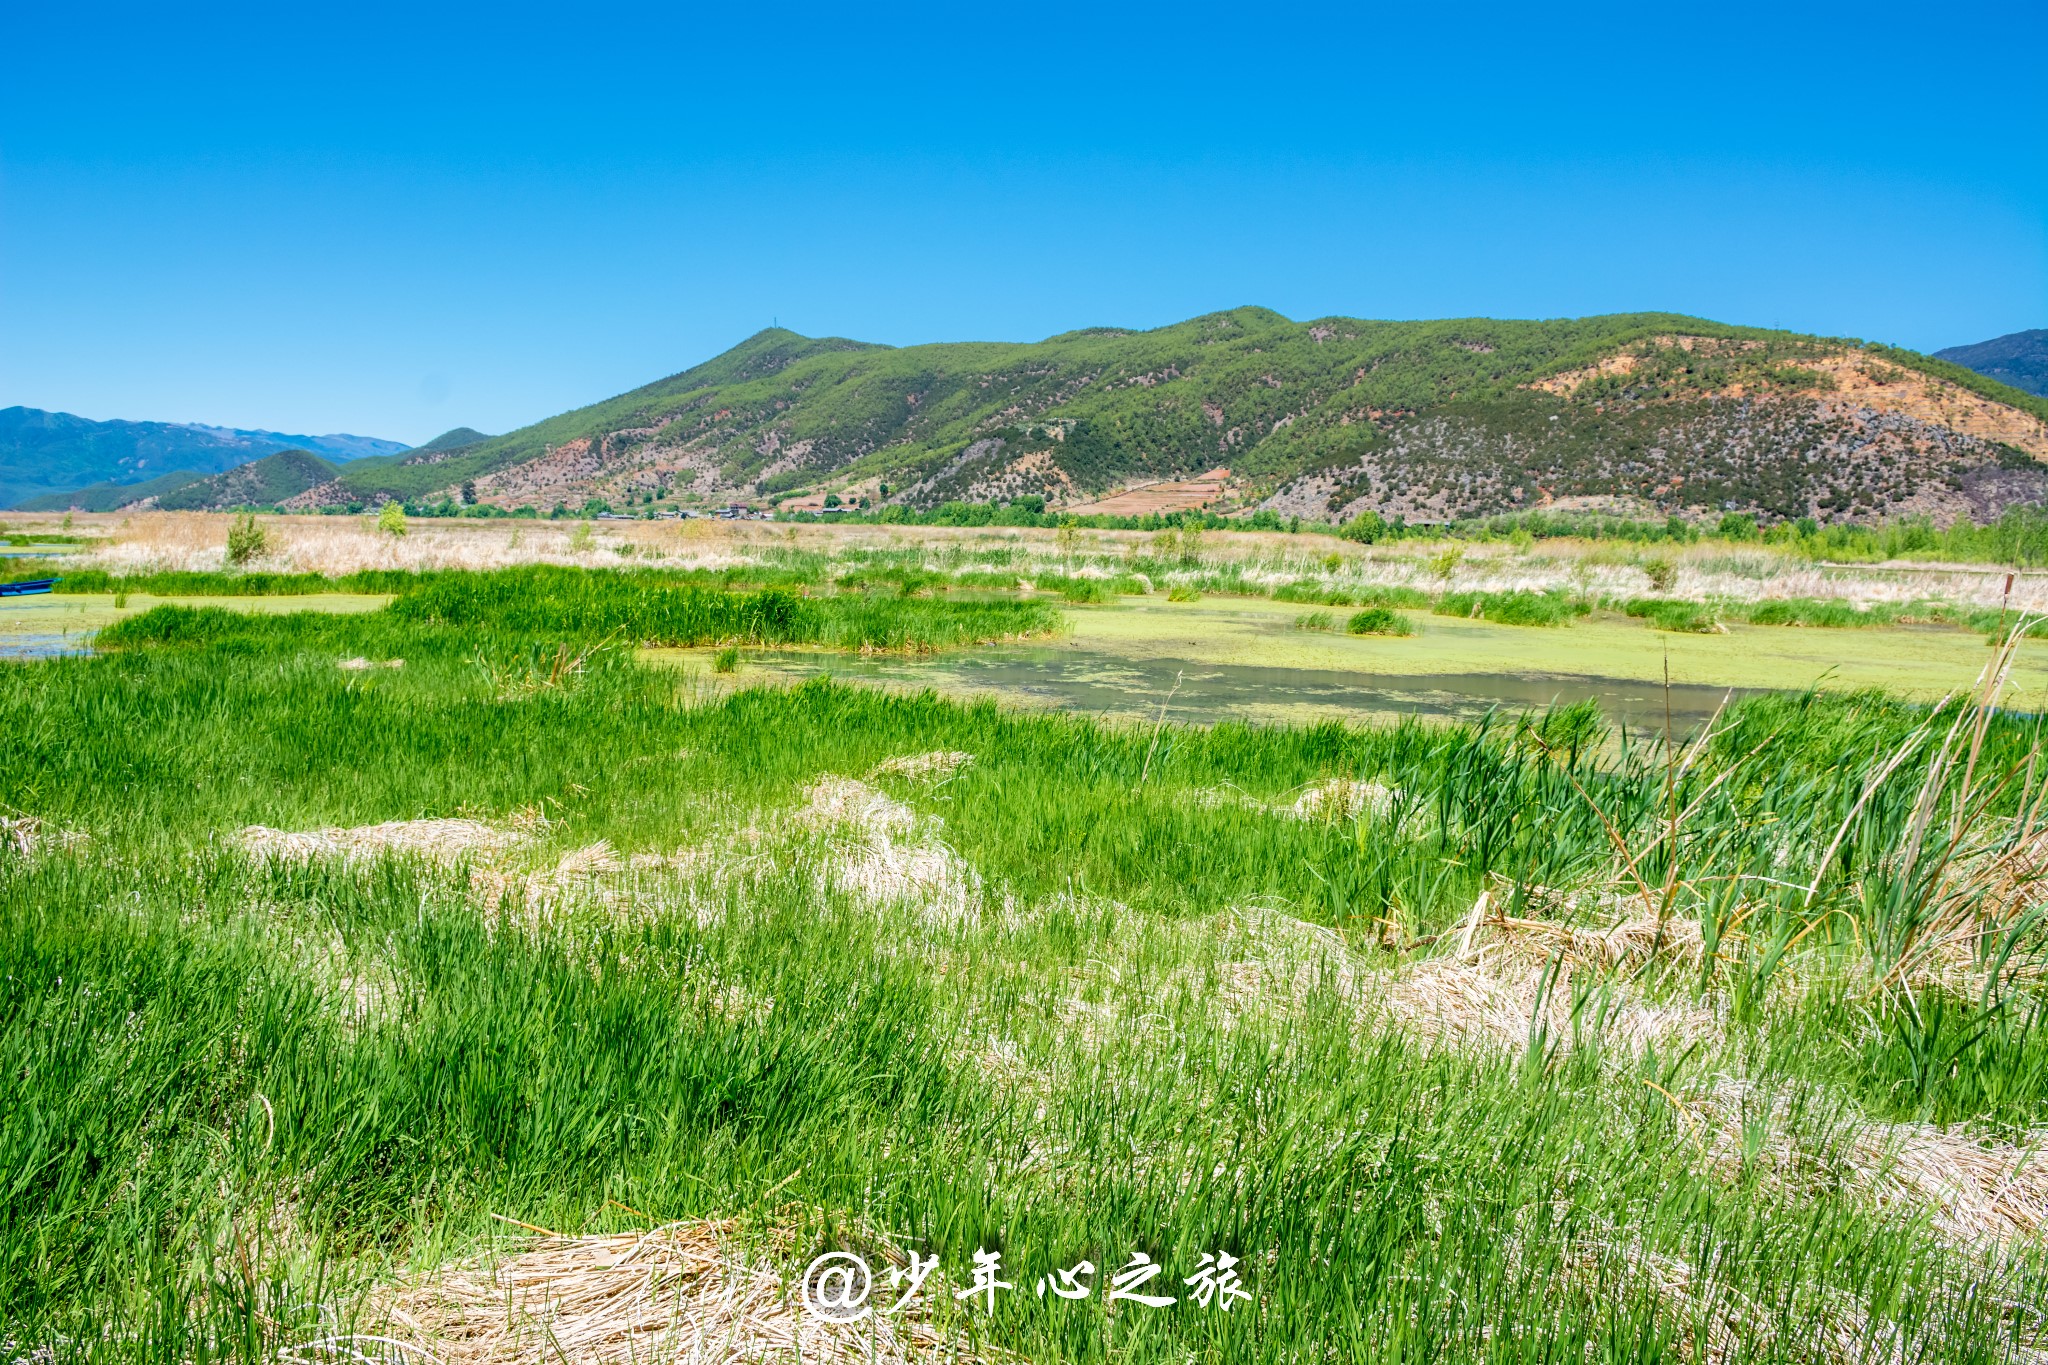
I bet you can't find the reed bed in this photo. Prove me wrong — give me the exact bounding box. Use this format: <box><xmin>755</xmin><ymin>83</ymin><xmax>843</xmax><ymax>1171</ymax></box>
<box><xmin>2</xmin><ymin>573</ymin><xmax>2046</xmax><ymax>1362</ymax></box>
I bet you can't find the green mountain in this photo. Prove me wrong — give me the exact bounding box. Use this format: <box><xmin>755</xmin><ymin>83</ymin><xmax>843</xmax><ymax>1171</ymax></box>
<box><xmin>315</xmin><ymin>309</ymin><xmax>2048</xmax><ymax>524</ymax></box>
<box><xmin>410</xmin><ymin>427</ymin><xmax>493</xmax><ymax>454</ymax></box>
<box><xmin>0</xmin><ymin>407</ymin><xmax>404</xmax><ymax>509</ymax></box>
<box><xmin>1936</xmin><ymin>330</ymin><xmax>2048</xmax><ymax>398</ymax></box>
<box><xmin>15</xmin><ymin>468</ymin><xmax>208</xmax><ymax>513</ymax></box>
<box><xmin>152</xmin><ymin>449</ymin><xmax>340</xmax><ymax>511</ymax></box>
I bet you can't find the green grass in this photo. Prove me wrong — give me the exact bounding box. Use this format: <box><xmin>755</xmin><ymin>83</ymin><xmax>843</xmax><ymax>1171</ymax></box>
<box><xmin>95</xmin><ymin>566</ymin><xmax>1061</xmax><ymax>655</ymax></box>
<box><xmin>2</xmin><ymin>580</ymin><xmax>2046</xmax><ymax>1360</ymax></box>
<box><xmin>1624</xmin><ymin>598</ymin><xmax>1723</xmax><ymax>633</ymax></box>
<box><xmin>48</xmin><ymin>562</ymin><xmax>828</xmax><ymax>599</ymax></box>
<box><xmin>1434</xmin><ymin>589</ymin><xmax>1586</xmax><ymax>627</ymax></box>
<box><xmin>1274</xmin><ymin>582</ymin><xmax>1432</xmax><ymax>610</ymax></box>
<box><xmin>1345</xmin><ymin>607</ymin><xmax>1413</xmax><ymax>636</ymax></box>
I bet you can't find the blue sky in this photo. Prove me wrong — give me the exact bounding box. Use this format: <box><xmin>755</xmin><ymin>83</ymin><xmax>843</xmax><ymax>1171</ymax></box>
<box><xmin>3</xmin><ymin>1</ymin><xmax>2043</xmax><ymax>445</ymax></box>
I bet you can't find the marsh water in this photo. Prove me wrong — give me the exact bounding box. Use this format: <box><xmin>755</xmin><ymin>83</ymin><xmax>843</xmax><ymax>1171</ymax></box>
<box><xmin>0</xmin><ymin>583</ymin><xmax>1992</xmax><ymax>735</ymax></box>
<box><xmin>740</xmin><ymin>644</ymin><xmax>1755</xmax><ymax>733</ymax></box>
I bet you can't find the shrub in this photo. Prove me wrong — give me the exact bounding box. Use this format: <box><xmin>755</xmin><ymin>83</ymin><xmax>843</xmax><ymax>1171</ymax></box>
<box><xmin>1339</xmin><ymin>511</ymin><xmax>1386</xmax><ymax>544</ymax></box>
<box><xmin>568</xmin><ymin>521</ymin><xmax>595</xmax><ymax>553</ymax></box>
<box><xmin>1428</xmin><ymin>546</ymin><xmax>1465</xmax><ymax>580</ymax></box>
<box><xmin>225</xmin><ymin>513</ymin><xmax>268</xmax><ymax>566</ymax></box>
<box><xmin>1355</xmin><ymin>585</ymin><xmax>1433</xmax><ymax>610</ymax></box>
<box><xmin>1347</xmin><ymin>607</ymin><xmax>1413</xmax><ymax>636</ymax></box>
<box><xmin>1295</xmin><ymin>611</ymin><xmax>1335</xmax><ymax>631</ymax></box>
<box><xmin>1717</xmin><ymin>512</ymin><xmax>1760</xmax><ymax>541</ymax></box>
<box><xmin>1434</xmin><ymin>590</ymin><xmax>1581</xmax><ymax>627</ymax></box>
<box><xmin>1624</xmin><ymin>598</ymin><xmax>1722</xmax><ymax>633</ymax></box>
<box><xmin>1640</xmin><ymin>556</ymin><xmax>1678</xmax><ymax>592</ymax></box>
<box><xmin>377</xmin><ymin>502</ymin><xmax>407</xmax><ymax>537</ymax></box>
<box><xmin>1744</xmin><ymin>598</ymin><xmax>1883</xmax><ymax>628</ymax></box>
<box><xmin>1274</xmin><ymin>580</ymin><xmax>1353</xmax><ymax>606</ymax></box>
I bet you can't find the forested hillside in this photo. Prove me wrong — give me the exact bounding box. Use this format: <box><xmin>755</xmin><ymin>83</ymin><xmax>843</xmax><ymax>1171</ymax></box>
<box><xmin>298</xmin><ymin>308</ymin><xmax>2047</xmax><ymax>527</ymax></box>
<box><xmin>1937</xmin><ymin>330</ymin><xmax>2048</xmax><ymax>398</ymax></box>
<box><xmin>151</xmin><ymin>449</ymin><xmax>340</xmax><ymax>511</ymax></box>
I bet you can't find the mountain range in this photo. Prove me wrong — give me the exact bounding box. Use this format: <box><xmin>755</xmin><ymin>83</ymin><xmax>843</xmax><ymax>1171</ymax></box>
<box><xmin>1</xmin><ymin>408</ymin><xmax>407</xmax><ymax>510</ymax></box>
<box><xmin>19</xmin><ymin>312</ymin><xmax>2048</xmax><ymax>526</ymax></box>
<box><xmin>1936</xmin><ymin>330</ymin><xmax>2048</xmax><ymax>399</ymax></box>
<box><xmin>290</xmin><ymin>309</ymin><xmax>2048</xmax><ymax>527</ymax></box>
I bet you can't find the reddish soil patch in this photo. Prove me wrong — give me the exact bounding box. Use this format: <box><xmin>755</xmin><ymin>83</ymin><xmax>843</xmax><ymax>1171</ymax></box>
<box><xmin>1066</xmin><ymin>467</ymin><xmax>1232</xmax><ymax>516</ymax></box>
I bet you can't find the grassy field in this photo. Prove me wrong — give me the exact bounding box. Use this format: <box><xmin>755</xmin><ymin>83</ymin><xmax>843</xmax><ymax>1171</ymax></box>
<box><xmin>3</xmin><ymin>569</ymin><xmax>2047</xmax><ymax>1362</ymax></box>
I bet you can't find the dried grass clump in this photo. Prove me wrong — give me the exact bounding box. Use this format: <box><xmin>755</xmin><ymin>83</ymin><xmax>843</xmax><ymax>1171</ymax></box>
<box><xmin>469</xmin><ymin>840</ymin><xmax>630</xmax><ymax>919</ymax></box>
<box><xmin>1690</xmin><ymin>1079</ymin><xmax>2048</xmax><ymax>1250</ymax></box>
<box><xmin>1852</xmin><ymin>1120</ymin><xmax>2048</xmax><ymax>1247</ymax></box>
<box><xmin>89</xmin><ymin>513</ymin><xmax>761</xmax><ymax>578</ymax></box>
<box><xmin>797</xmin><ymin>778</ymin><xmax>980</xmax><ymax>924</ymax></box>
<box><xmin>0</xmin><ymin>810</ymin><xmax>86</xmax><ymax>858</ymax></box>
<box><xmin>1206</xmin><ymin>899</ymin><xmax>1718</xmax><ymax>1057</ymax></box>
<box><xmin>1480</xmin><ymin>878</ymin><xmax>1710</xmax><ymax>972</ymax></box>
<box><xmin>313</xmin><ymin>1220</ymin><xmax>965</xmax><ymax>1365</ymax></box>
<box><xmin>1542</xmin><ymin>1234</ymin><xmax>1888</xmax><ymax>1365</ymax></box>
<box><xmin>1288</xmin><ymin>778</ymin><xmax>1398</xmax><ymax>822</ymax></box>
<box><xmin>798</xmin><ymin>777</ymin><xmax>917</xmax><ymax>841</ymax></box>
<box><xmin>1377</xmin><ymin>949</ymin><xmax>1719</xmax><ymax>1058</ymax></box>
<box><xmin>866</xmin><ymin>750</ymin><xmax>975</xmax><ymax>783</ymax></box>
<box><xmin>236</xmin><ymin>819</ymin><xmax>526</xmax><ymax>866</ymax></box>
<box><xmin>1212</xmin><ymin>904</ymin><xmax>1363</xmax><ymax>1026</ymax></box>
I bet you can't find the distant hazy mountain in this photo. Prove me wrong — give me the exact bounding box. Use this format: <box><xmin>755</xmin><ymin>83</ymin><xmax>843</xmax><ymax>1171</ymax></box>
<box><xmin>19</xmin><ymin>469</ymin><xmax>209</xmax><ymax>513</ymax></box>
<box><xmin>1936</xmin><ymin>330</ymin><xmax>2048</xmax><ymax>398</ymax></box>
<box><xmin>1</xmin><ymin>406</ymin><xmax>406</xmax><ymax>509</ymax></box>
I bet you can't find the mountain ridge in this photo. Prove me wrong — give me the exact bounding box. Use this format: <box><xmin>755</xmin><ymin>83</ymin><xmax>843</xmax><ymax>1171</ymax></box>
<box><xmin>1936</xmin><ymin>330</ymin><xmax>2048</xmax><ymax>399</ymax></box>
<box><xmin>152</xmin><ymin>449</ymin><xmax>340</xmax><ymax>511</ymax></box>
<box><xmin>2</xmin><ymin>407</ymin><xmax>405</xmax><ymax>509</ymax></box>
<box><xmin>316</xmin><ymin>308</ymin><xmax>2048</xmax><ymax>527</ymax></box>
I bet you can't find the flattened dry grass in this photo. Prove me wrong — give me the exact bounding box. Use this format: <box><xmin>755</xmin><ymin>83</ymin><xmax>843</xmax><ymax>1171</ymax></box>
<box><xmin>339</xmin><ymin>1220</ymin><xmax>973</xmax><ymax>1365</ymax></box>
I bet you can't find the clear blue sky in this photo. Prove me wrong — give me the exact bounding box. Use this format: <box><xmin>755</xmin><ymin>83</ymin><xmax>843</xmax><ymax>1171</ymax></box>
<box><xmin>3</xmin><ymin>1</ymin><xmax>2043</xmax><ymax>445</ymax></box>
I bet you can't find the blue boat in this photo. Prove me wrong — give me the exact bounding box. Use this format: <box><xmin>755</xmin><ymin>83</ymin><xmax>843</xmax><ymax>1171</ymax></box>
<box><xmin>0</xmin><ymin>578</ymin><xmax>59</xmax><ymax>598</ymax></box>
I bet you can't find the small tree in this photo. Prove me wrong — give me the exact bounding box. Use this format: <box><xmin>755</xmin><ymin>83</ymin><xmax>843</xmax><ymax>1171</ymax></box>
<box><xmin>461</xmin><ymin>480</ymin><xmax>477</xmax><ymax>505</ymax></box>
<box><xmin>226</xmin><ymin>513</ymin><xmax>268</xmax><ymax>566</ymax></box>
<box><xmin>377</xmin><ymin>502</ymin><xmax>408</xmax><ymax>537</ymax></box>
<box><xmin>1340</xmin><ymin>510</ymin><xmax>1386</xmax><ymax>544</ymax></box>
<box><xmin>1716</xmin><ymin>511</ymin><xmax>1760</xmax><ymax>542</ymax></box>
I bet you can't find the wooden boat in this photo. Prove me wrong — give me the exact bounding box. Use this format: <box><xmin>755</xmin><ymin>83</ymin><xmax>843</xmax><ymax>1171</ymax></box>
<box><xmin>0</xmin><ymin>578</ymin><xmax>59</xmax><ymax>598</ymax></box>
